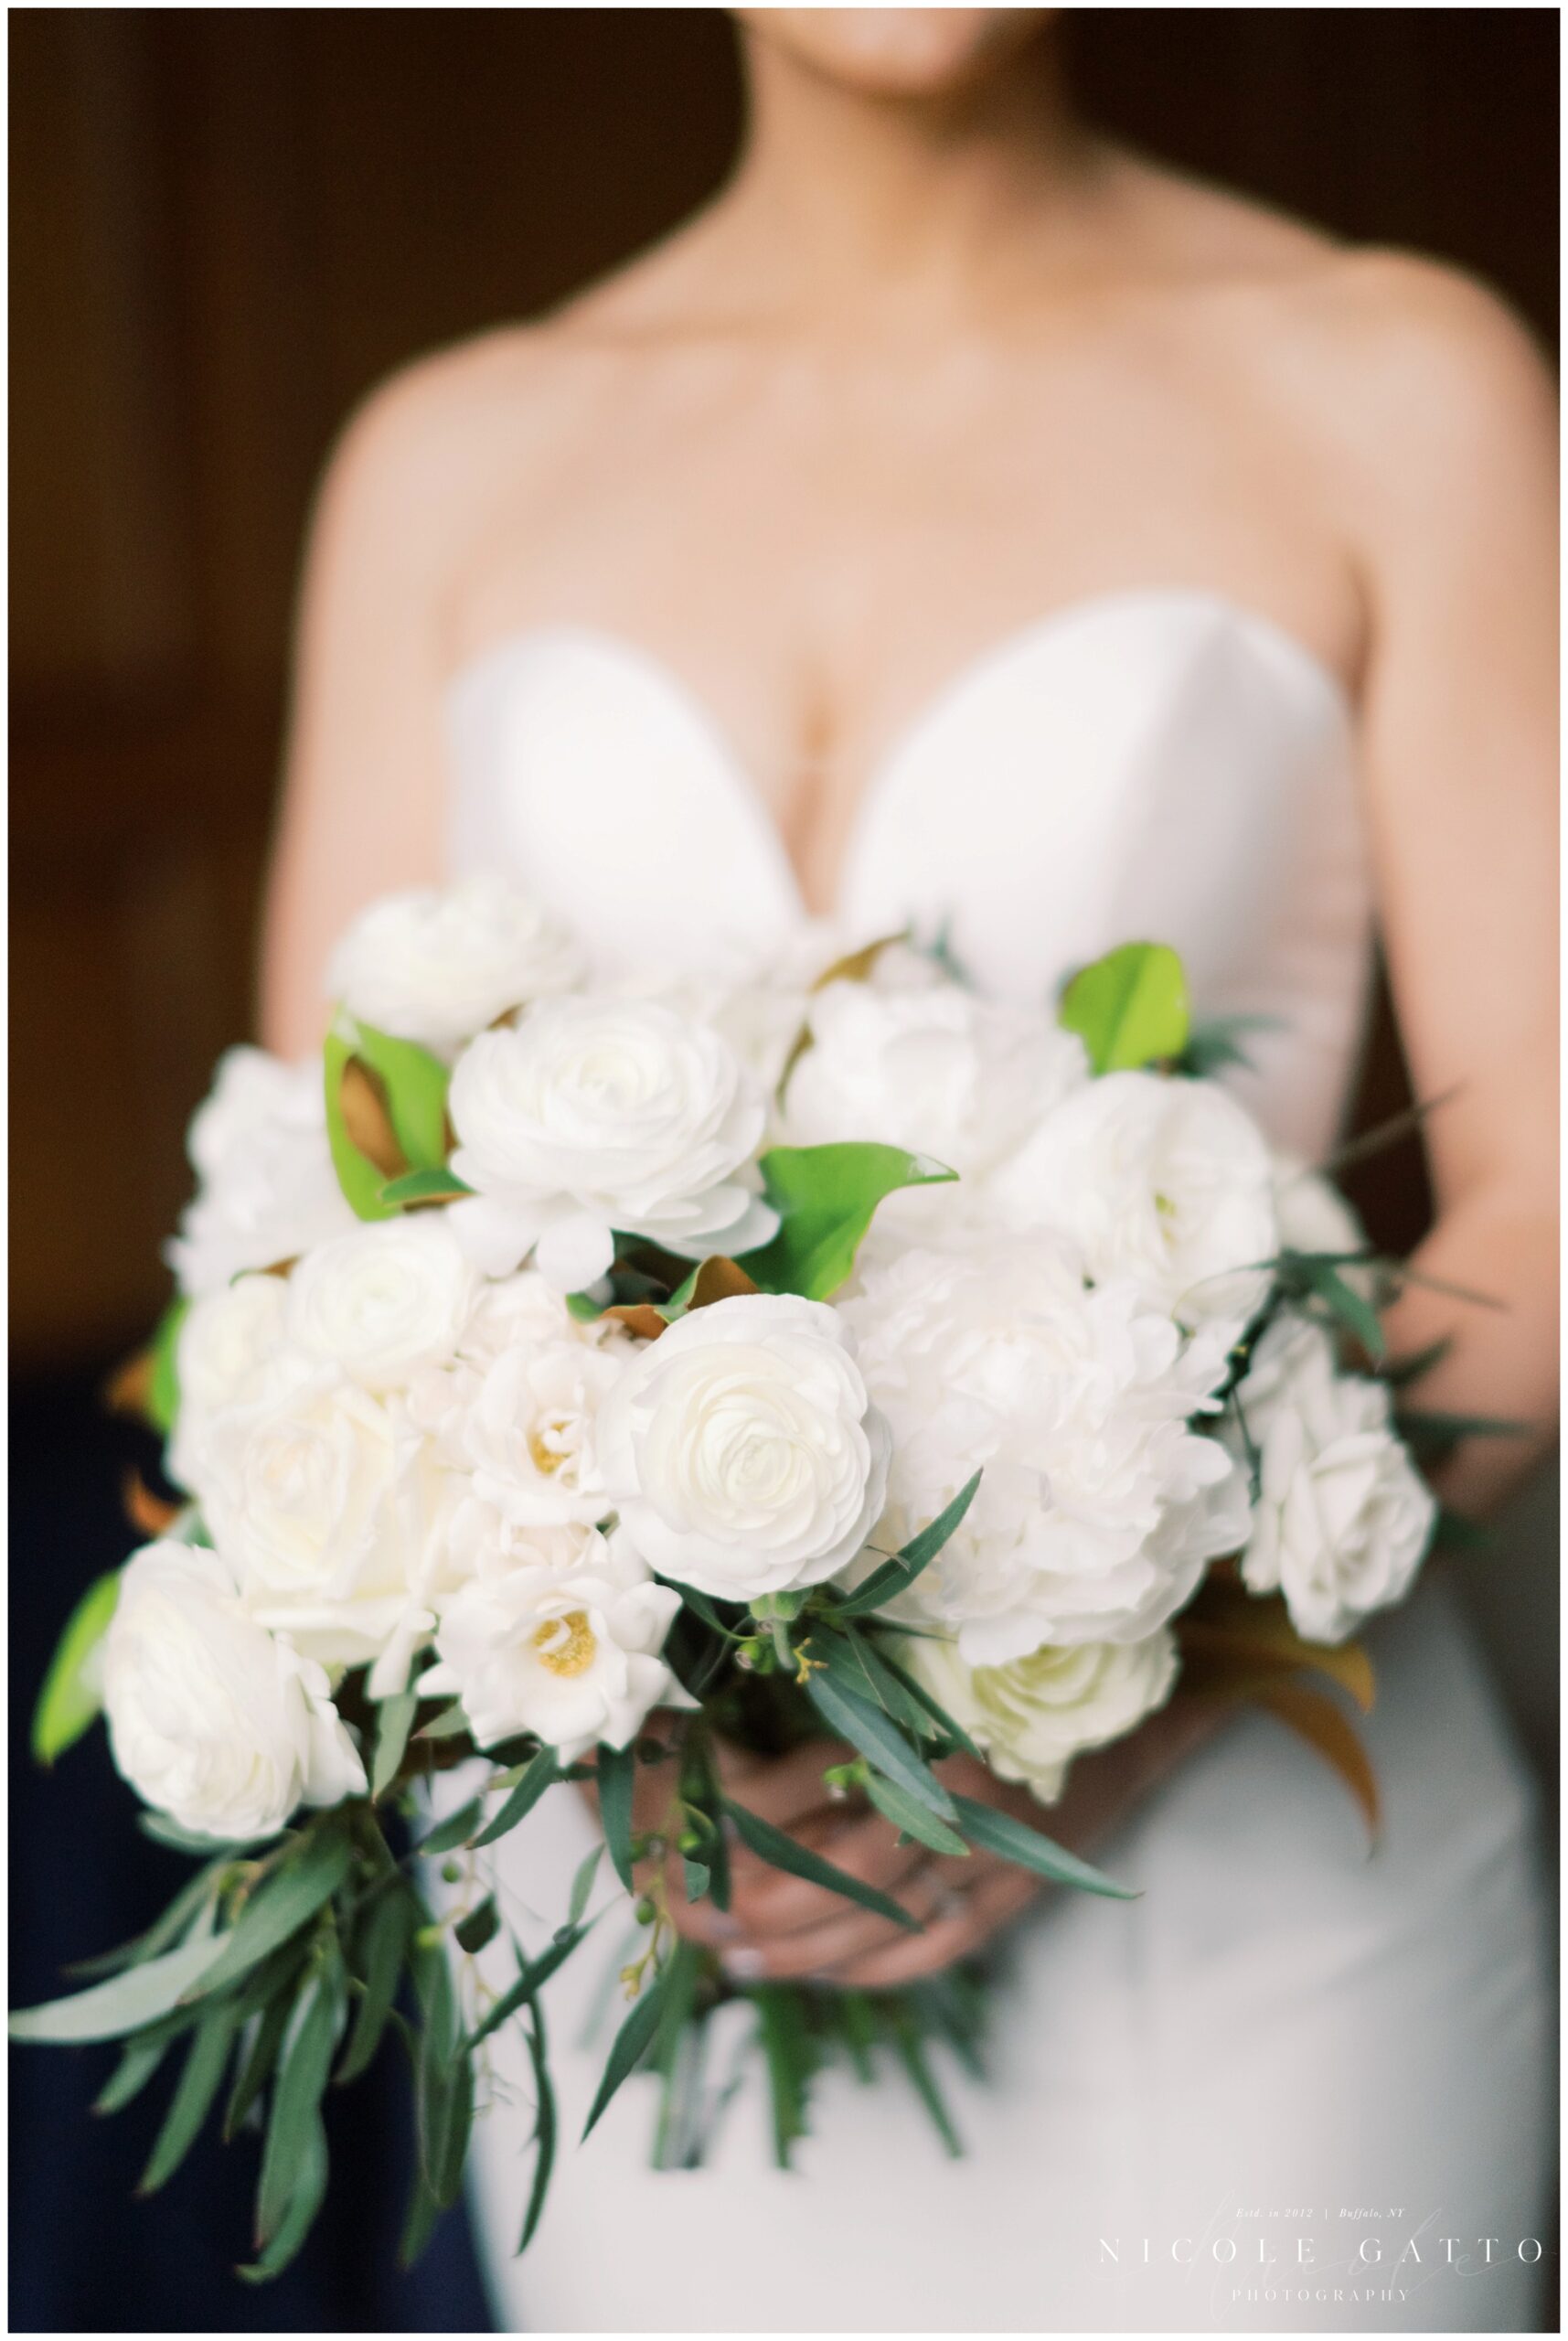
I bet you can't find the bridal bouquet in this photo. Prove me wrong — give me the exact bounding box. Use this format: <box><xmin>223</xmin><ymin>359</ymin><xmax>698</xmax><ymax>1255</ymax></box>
<box><xmin>15</xmin><ymin>882</ymin><xmax>1451</xmax><ymax>2278</ymax></box>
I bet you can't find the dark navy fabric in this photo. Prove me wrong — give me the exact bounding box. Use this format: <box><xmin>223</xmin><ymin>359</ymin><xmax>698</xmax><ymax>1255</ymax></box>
<box><xmin>9</xmin><ymin>1365</ymin><xmax>497</xmax><ymax>2334</ymax></box>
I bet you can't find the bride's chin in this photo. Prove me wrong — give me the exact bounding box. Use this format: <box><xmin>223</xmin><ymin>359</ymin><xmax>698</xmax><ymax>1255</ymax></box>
<box><xmin>733</xmin><ymin>7</ymin><xmax>1052</xmax><ymax>99</ymax></box>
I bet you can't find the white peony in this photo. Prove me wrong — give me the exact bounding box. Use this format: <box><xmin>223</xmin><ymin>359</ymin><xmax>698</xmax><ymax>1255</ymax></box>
<box><xmin>1228</xmin><ymin>1317</ymin><xmax>1434</xmax><ymax>1644</ymax></box>
<box><xmin>900</xmin><ymin>1626</ymin><xmax>1179</xmax><ymax>1802</ymax></box>
<box><xmin>843</xmin><ymin>1229</ymin><xmax>1250</xmax><ymax>1660</ymax></box>
<box><xmin>446</xmin><ymin>998</ymin><xmax>777</xmax><ymax>1290</ymax></box>
<box><xmin>197</xmin><ymin>1369</ymin><xmax>453</xmax><ymax>1696</ymax></box>
<box><xmin>420</xmin><ymin>1522</ymin><xmax>679</xmax><ymax>1758</ymax></box>
<box><xmin>986</xmin><ymin>1070</ymin><xmax>1278</xmax><ymax>1327</ymax></box>
<box><xmin>102</xmin><ymin>1540</ymin><xmax>365</xmax><ymax>1840</ymax></box>
<box><xmin>595</xmin><ymin>1293</ymin><xmax>891</xmax><ymax>1602</ymax></box>
<box><xmin>166</xmin><ymin>1047</ymin><xmax>358</xmax><ymax>1298</ymax></box>
<box><xmin>783</xmin><ymin>971</ymin><xmax>1086</xmax><ymax>1192</ymax></box>
<box><xmin>284</xmin><ymin>1217</ymin><xmax>475</xmax><ymax>1390</ymax></box>
<box><xmin>325</xmin><ymin>877</ymin><xmax>582</xmax><ymax>1053</ymax></box>
<box><xmin>166</xmin><ymin>1273</ymin><xmax>303</xmax><ymax>1492</ymax></box>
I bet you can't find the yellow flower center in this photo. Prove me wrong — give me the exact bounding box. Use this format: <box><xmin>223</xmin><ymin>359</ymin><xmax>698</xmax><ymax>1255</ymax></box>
<box><xmin>532</xmin><ymin>1609</ymin><xmax>597</xmax><ymax>1678</ymax></box>
<box><xmin>528</xmin><ymin>1417</ymin><xmax>571</xmax><ymax>1476</ymax></box>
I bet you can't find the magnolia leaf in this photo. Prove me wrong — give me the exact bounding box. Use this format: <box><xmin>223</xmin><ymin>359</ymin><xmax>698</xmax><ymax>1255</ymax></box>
<box><xmin>1253</xmin><ymin>1680</ymin><xmax>1381</xmax><ymax>1843</ymax></box>
<box><xmin>379</xmin><ymin>1165</ymin><xmax>473</xmax><ymax>1209</ymax></box>
<box><xmin>743</xmin><ymin>1143</ymin><xmax>957</xmax><ymax>1302</ymax></box>
<box><xmin>324</xmin><ymin>1027</ymin><xmax>400</xmax><ymax>1222</ymax></box>
<box><xmin>1177</xmin><ymin>1606</ymin><xmax>1376</xmax><ymax>1716</ymax></box>
<box><xmin>602</xmin><ymin>1302</ymin><xmax>671</xmax><ymax>1341</ymax></box>
<box><xmin>31</xmin><ymin>1570</ymin><xmax>120</xmax><ymax>1764</ymax></box>
<box><xmin>123</xmin><ymin>1469</ymin><xmax>182</xmax><ymax>1540</ymax></box>
<box><xmin>348</xmin><ymin>1022</ymin><xmax>450</xmax><ymax>1170</ymax></box>
<box><xmin>775</xmin><ymin>931</ymin><xmax>912</xmax><ymax>1096</ymax></box>
<box><xmin>10</xmin><ymin>1931</ymin><xmax>229</xmax><ymax>2043</ymax></box>
<box><xmin>1059</xmin><ymin>941</ymin><xmax>1189</xmax><ymax>1073</ymax></box>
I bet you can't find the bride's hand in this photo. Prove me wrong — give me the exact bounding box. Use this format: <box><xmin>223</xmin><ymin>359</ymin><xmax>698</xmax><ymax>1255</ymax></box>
<box><xmin>656</xmin><ymin>1699</ymin><xmax>1222</xmax><ymax>1987</ymax></box>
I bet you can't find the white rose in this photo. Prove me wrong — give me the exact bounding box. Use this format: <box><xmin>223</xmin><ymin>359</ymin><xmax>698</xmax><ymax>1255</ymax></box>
<box><xmin>166</xmin><ymin>1048</ymin><xmax>358</xmax><ymax>1299</ymax></box>
<box><xmin>1229</xmin><ymin>1318</ymin><xmax>1434</xmax><ymax>1643</ymax></box>
<box><xmin>987</xmin><ymin>1071</ymin><xmax>1277</xmax><ymax>1327</ymax></box>
<box><xmin>284</xmin><ymin>1218</ymin><xmax>475</xmax><ymax>1390</ymax></box>
<box><xmin>447</xmin><ymin>998</ymin><xmax>777</xmax><ymax>1289</ymax></box>
<box><xmin>595</xmin><ymin>1293</ymin><xmax>891</xmax><ymax>1602</ymax></box>
<box><xmin>102</xmin><ymin>1540</ymin><xmax>364</xmax><ymax>1840</ymax></box>
<box><xmin>843</xmin><ymin>1229</ymin><xmax>1250</xmax><ymax>1660</ymax></box>
<box><xmin>325</xmin><ymin>878</ymin><xmax>583</xmax><ymax>1052</ymax></box>
<box><xmin>166</xmin><ymin>1273</ymin><xmax>303</xmax><ymax>1492</ymax></box>
<box><xmin>421</xmin><ymin>1522</ymin><xmax>679</xmax><ymax>1758</ymax></box>
<box><xmin>783</xmin><ymin>975</ymin><xmax>1086</xmax><ymax>1193</ymax></box>
<box><xmin>197</xmin><ymin>1370</ymin><xmax>453</xmax><ymax>1696</ymax></box>
<box><xmin>900</xmin><ymin>1626</ymin><xmax>1178</xmax><ymax>1802</ymax></box>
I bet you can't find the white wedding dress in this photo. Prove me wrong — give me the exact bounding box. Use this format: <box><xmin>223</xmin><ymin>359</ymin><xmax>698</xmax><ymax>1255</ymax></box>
<box><xmin>442</xmin><ymin>593</ymin><xmax>1551</xmax><ymax>2334</ymax></box>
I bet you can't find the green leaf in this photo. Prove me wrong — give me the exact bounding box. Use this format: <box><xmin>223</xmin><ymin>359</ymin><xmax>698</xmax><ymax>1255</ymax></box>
<box><xmin>416</xmin><ymin>1796</ymin><xmax>485</xmax><ymax>1858</ymax></box>
<box><xmin>31</xmin><ymin>1571</ymin><xmax>120</xmax><ymax>1764</ymax></box>
<box><xmin>950</xmin><ymin>1793</ymin><xmax>1136</xmax><ymax>1899</ymax></box>
<box><xmin>94</xmin><ymin>2033</ymin><xmax>173</xmax><ymax>2115</ymax></box>
<box><xmin>468</xmin><ymin>1747</ymin><xmax>559</xmax><ymax>1851</ymax></box>
<box><xmin>596</xmin><ymin>1742</ymin><xmax>636</xmax><ymax>1892</ymax></box>
<box><xmin>147</xmin><ymin>1296</ymin><xmax>190</xmax><ymax>1437</ymax></box>
<box><xmin>581</xmin><ymin>1966</ymin><xmax>669</xmax><ymax>2140</ymax></box>
<box><xmin>1174</xmin><ymin>1013</ymin><xmax>1281</xmax><ymax>1079</ymax></box>
<box><xmin>415</xmin><ymin>1702</ymin><xmax>472</xmax><ymax>1740</ymax></box>
<box><xmin>189</xmin><ymin>1822</ymin><xmax>354</xmax><ymax>2002</ymax></box>
<box><xmin>810</xmin><ymin>1626</ymin><xmax>933</xmax><ymax>1742</ymax></box>
<box><xmin>566</xmin><ymin>1847</ymin><xmax>602</xmax><ymax>1929</ymax></box>
<box><xmin>336</xmin><ymin>1884</ymin><xmax>417</xmax><ymax>2085</ymax></box>
<box><xmin>866</xmin><ymin>1644</ymin><xmax>986</xmax><ymax>1765</ymax></box>
<box><xmin>370</xmin><ymin>1689</ymin><xmax>419</xmax><ymax>1800</ymax></box>
<box><xmin>224</xmin><ymin>1991</ymin><xmax>293</xmax><ymax>2140</ymax></box>
<box><xmin>865</xmin><ymin>1775</ymin><xmax>971</xmax><ymax>1858</ymax></box>
<box><xmin>1395</xmin><ymin>1406</ymin><xmax>1531</xmax><ymax>1447</ymax></box>
<box><xmin>256</xmin><ymin>1960</ymin><xmax>338</xmax><ymax>2247</ymax></box>
<box><xmin>517</xmin><ymin>1998</ymin><xmax>556</xmax><ymax>2254</ymax></box>
<box><xmin>411</xmin><ymin>1942</ymin><xmax>465</xmax><ymax>2207</ymax></box>
<box><xmin>884</xmin><ymin>2000</ymin><xmax>963</xmax><ymax>2157</ymax></box>
<box><xmin>743</xmin><ymin>1143</ymin><xmax>957</xmax><ymax>1301</ymax></box>
<box><xmin>454</xmin><ymin>1896</ymin><xmax>500</xmax><ymax>1956</ymax></box>
<box><xmin>721</xmin><ymin>1797</ymin><xmax>920</xmax><ymax>1932</ymax></box>
<box><xmin>1059</xmin><ymin>941</ymin><xmax>1190</xmax><ymax>1073</ymax></box>
<box><xmin>323</xmin><ymin>1022</ymin><xmax>399</xmax><ymax>1222</ymax></box>
<box><xmin>139</xmin><ymin>2001</ymin><xmax>240</xmax><ymax>2193</ymax></box>
<box><xmin>379</xmin><ymin>1165</ymin><xmax>473</xmax><ymax>1208</ymax></box>
<box><xmin>349</xmin><ymin>1022</ymin><xmax>450</xmax><ymax>1170</ymax></box>
<box><xmin>834</xmin><ymin>1471</ymin><xmax>982</xmax><ymax>1619</ymax></box>
<box><xmin>10</xmin><ymin>1931</ymin><xmax>229</xmax><ymax>2043</ymax></box>
<box><xmin>66</xmin><ymin>1858</ymin><xmax>230</xmax><ymax>1981</ymax></box>
<box><xmin>1299</xmin><ymin>1256</ymin><xmax>1386</xmax><ymax>1363</ymax></box>
<box><xmin>752</xmin><ymin>1983</ymin><xmax>815</xmax><ymax>2168</ymax></box>
<box><xmin>239</xmin><ymin>2111</ymin><xmax>328</xmax><ymax>2282</ymax></box>
<box><xmin>805</xmin><ymin>1672</ymin><xmax>957</xmax><ymax>1820</ymax></box>
<box><xmin>464</xmin><ymin>1924</ymin><xmax>587</xmax><ymax>2053</ymax></box>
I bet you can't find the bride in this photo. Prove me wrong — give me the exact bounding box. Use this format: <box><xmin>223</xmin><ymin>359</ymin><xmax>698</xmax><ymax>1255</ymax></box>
<box><xmin>261</xmin><ymin>11</ymin><xmax>1554</xmax><ymax>2331</ymax></box>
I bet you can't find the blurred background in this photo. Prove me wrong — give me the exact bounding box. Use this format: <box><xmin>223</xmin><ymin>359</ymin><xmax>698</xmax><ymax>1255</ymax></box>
<box><xmin>9</xmin><ymin>7</ymin><xmax>1558</xmax><ymax>2331</ymax></box>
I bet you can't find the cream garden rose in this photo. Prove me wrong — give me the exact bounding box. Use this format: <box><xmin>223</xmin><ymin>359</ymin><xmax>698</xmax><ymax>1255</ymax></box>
<box><xmin>284</xmin><ymin>1217</ymin><xmax>475</xmax><ymax>1390</ymax></box>
<box><xmin>986</xmin><ymin>1070</ymin><xmax>1278</xmax><ymax>1328</ymax></box>
<box><xmin>596</xmin><ymin>1293</ymin><xmax>891</xmax><ymax>1601</ymax></box>
<box><xmin>901</xmin><ymin>1626</ymin><xmax>1179</xmax><ymax>1802</ymax></box>
<box><xmin>325</xmin><ymin>877</ymin><xmax>583</xmax><ymax>1053</ymax></box>
<box><xmin>447</xmin><ymin>997</ymin><xmax>777</xmax><ymax>1289</ymax></box>
<box><xmin>1229</xmin><ymin>1318</ymin><xmax>1435</xmax><ymax>1643</ymax></box>
<box><xmin>166</xmin><ymin>1047</ymin><xmax>358</xmax><ymax>1298</ymax></box>
<box><xmin>102</xmin><ymin>1540</ymin><xmax>365</xmax><ymax>1840</ymax></box>
<box><xmin>421</xmin><ymin>1523</ymin><xmax>680</xmax><ymax>1758</ymax></box>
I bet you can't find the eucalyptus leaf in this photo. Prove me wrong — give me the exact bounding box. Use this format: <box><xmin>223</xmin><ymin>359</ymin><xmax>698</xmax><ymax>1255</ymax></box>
<box><xmin>596</xmin><ymin>1742</ymin><xmax>637</xmax><ymax>1892</ymax></box>
<box><xmin>464</xmin><ymin>1924</ymin><xmax>589</xmax><ymax>2054</ymax></box>
<box><xmin>581</xmin><ymin>1965</ymin><xmax>669</xmax><ymax>2140</ymax></box>
<box><xmin>256</xmin><ymin>1962</ymin><xmax>338</xmax><ymax>2246</ymax></box>
<box><xmin>138</xmin><ymin>2001</ymin><xmax>240</xmax><ymax>2194</ymax></box>
<box><xmin>566</xmin><ymin>1847</ymin><xmax>602</xmax><ymax>1929</ymax></box>
<box><xmin>951</xmin><ymin>1793</ymin><xmax>1136</xmax><ymax>1899</ymax></box>
<box><xmin>190</xmin><ymin>1823</ymin><xmax>354</xmax><ymax>2002</ymax></box>
<box><xmin>517</xmin><ymin>1998</ymin><xmax>556</xmax><ymax>2255</ymax></box>
<box><xmin>336</xmin><ymin>1884</ymin><xmax>417</xmax><ymax>2086</ymax></box>
<box><xmin>416</xmin><ymin>1797</ymin><xmax>485</xmax><ymax>1858</ymax></box>
<box><xmin>469</xmin><ymin>1747</ymin><xmax>559</xmax><ymax>1851</ymax></box>
<box><xmin>1058</xmin><ymin>941</ymin><xmax>1189</xmax><ymax>1073</ymax></box>
<box><xmin>31</xmin><ymin>1571</ymin><xmax>120</xmax><ymax>1764</ymax></box>
<box><xmin>805</xmin><ymin>1673</ymin><xmax>957</xmax><ymax>1820</ymax></box>
<box><xmin>370</xmin><ymin>1689</ymin><xmax>419</xmax><ymax>1800</ymax></box>
<box><xmin>94</xmin><ymin>2032</ymin><xmax>172</xmax><ymax>2115</ymax></box>
<box><xmin>743</xmin><ymin>1143</ymin><xmax>957</xmax><ymax>1301</ymax></box>
<box><xmin>239</xmin><ymin>2111</ymin><xmax>328</xmax><ymax>2282</ymax></box>
<box><xmin>10</xmin><ymin>1931</ymin><xmax>229</xmax><ymax>2043</ymax></box>
<box><xmin>721</xmin><ymin>1797</ymin><xmax>920</xmax><ymax>1932</ymax></box>
<box><xmin>865</xmin><ymin>1775</ymin><xmax>971</xmax><ymax>1858</ymax></box>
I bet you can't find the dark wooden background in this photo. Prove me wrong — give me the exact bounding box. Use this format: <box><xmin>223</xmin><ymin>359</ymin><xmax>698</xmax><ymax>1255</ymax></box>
<box><xmin>10</xmin><ymin>5</ymin><xmax>1557</xmax><ymax>1366</ymax></box>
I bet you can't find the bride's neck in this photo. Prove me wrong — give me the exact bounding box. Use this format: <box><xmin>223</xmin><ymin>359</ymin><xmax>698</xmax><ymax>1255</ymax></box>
<box><xmin>714</xmin><ymin>30</ymin><xmax>1095</xmax><ymax>326</ymax></box>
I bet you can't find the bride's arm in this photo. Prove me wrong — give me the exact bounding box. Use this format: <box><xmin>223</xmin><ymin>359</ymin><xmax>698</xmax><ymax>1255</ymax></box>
<box><xmin>1336</xmin><ymin>258</ymin><xmax>1557</xmax><ymax>1513</ymax></box>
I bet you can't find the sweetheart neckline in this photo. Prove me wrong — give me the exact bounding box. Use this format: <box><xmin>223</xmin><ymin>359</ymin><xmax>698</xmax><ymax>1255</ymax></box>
<box><xmin>445</xmin><ymin>585</ymin><xmax>1356</xmax><ymax>924</ymax></box>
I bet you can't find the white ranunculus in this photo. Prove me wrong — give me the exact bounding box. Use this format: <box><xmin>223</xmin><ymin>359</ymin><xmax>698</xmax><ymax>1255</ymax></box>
<box><xmin>783</xmin><ymin>973</ymin><xmax>1087</xmax><ymax>1195</ymax></box>
<box><xmin>595</xmin><ymin>1293</ymin><xmax>891</xmax><ymax>1602</ymax></box>
<box><xmin>1228</xmin><ymin>1317</ymin><xmax>1435</xmax><ymax>1644</ymax></box>
<box><xmin>446</xmin><ymin>998</ymin><xmax>777</xmax><ymax>1289</ymax></box>
<box><xmin>420</xmin><ymin>1522</ymin><xmax>679</xmax><ymax>1758</ymax></box>
<box><xmin>166</xmin><ymin>1047</ymin><xmax>358</xmax><ymax>1298</ymax></box>
<box><xmin>901</xmin><ymin>1626</ymin><xmax>1179</xmax><ymax>1802</ymax></box>
<box><xmin>166</xmin><ymin>1273</ymin><xmax>304</xmax><ymax>1492</ymax></box>
<box><xmin>197</xmin><ymin>1370</ymin><xmax>453</xmax><ymax>1695</ymax></box>
<box><xmin>325</xmin><ymin>878</ymin><xmax>583</xmax><ymax>1052</ymax></box>
<box><xmin>843</xmin><ymin>1229</ymin><xmax>1250</xmax><ymax>1660</ymax></box>
<box><xmin>283</xmin><ymin>1217</ymin><xmax>475</xmax><ymax>1390</ymax></box>
<box><xmin>102</xmin><ymin>1540</ymin><xmax>364</xmax><ymax>1839</ymax></box>
<box><xmin>459</xmin><ymin>1326</ymin><xmax>632</xmax><ymax>1531</ymax></box>
<box><xmin>987</xmin><ymin>1070</ymin><xmax>1278</xmax><ymax>1327</ymax></box>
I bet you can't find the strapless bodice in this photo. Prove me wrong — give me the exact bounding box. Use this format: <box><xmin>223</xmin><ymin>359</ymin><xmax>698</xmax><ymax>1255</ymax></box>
<box><xmin>445</xmin><ymin>590</ymin><xmax>1371</xmax><ymax>1159</ymax></box>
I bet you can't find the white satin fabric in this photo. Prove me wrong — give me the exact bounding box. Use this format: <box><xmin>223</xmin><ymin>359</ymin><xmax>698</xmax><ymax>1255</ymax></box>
<box><xmin>442</xmin><ymin>594</ymin><xmax>1550</xmax><ymax>2334</ymax></box>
